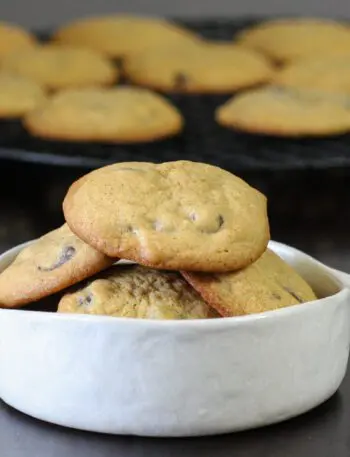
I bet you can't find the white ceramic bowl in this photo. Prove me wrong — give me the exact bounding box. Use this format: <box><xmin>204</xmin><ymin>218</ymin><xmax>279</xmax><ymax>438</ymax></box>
<box><xmin>0</xmin><ymin>240</ymin><xmax>349</xmax><ymax>437</ymax></box>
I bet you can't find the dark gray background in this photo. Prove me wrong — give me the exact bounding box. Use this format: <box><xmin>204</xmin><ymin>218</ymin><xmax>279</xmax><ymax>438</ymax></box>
<box><xmin>0</xmin><ymin>0</ymin><xmax>350</xmax><ymax>28</ymax></box>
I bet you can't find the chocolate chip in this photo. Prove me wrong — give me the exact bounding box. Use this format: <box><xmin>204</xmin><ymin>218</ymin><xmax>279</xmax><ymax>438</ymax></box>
<box><xmin>174</xmin><ymin>72</ymin><xmax>189</xmax><ymax>90</ymax></box>
<box><xmin>271</xmin><ymin>292</ymin><xmax>282</xmax><ymax>300</ymax></box>
<box><xmin>78</xmin><ymin>293</ymin><xmax>93</xmax><ymax>308</ymax></box>
<box><xmin>114</xmin><ymin>57</ymin><xmax>124</xmax><ymax>71</ymax></box>
<box><xmin>283</xmin><ymin>286</ymin><xmax>303</xmax><ymax>303</ymax></box>
<box><xmin>217</xmin><ymin>214</ymin><xmax>224</xmax><ymax>229</ymax></box>
<box><xmin>38</xmin><ymin>246</ymin><xmax>76</xmax><ymax>272</ymax></box>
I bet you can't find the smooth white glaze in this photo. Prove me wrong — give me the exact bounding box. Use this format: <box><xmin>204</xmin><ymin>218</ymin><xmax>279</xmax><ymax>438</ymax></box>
<box><xmin>0</xmin><ymin>240</ymin><xmax>349</xmax><ymax>437</ymax></box>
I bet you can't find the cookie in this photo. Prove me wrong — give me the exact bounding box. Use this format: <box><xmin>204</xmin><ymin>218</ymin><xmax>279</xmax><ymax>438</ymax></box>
<box><xmin>124</xmin><ymin>41</ymin><xmax>274</xmax><ymax>94</ymax></box>
<box><xmin>53</xmin><ymin>14</ymin><xmax>201</xmax><ymax>59</ymax></box>
<box><xmin>0</xmin><ymin>72</ymin><xmax>47</xmax><ymax>118</ymax></box>
<box><xmin>216</xmin><ymin>86</ymin><xmax>350</xmax><ymax>137</ymax></box>
<box><xmin>0</xmin><ymin>22</ymin><xmax>37</xmax><ymax>61</ymax></box>
<box><xmin>236</xmin><ymin>18</ymin><xmax>350</xmax><ymax>63</ymax></box>
<box><xmin>182</xmin><ymin>249</ymin><xmax>317</xmax><ymax>317</ymax></box>
<box><xmin>24</xmin><ymin>86</ymin><xmax>183</xmax><ymax>142</ymax></box>
<box><xmin>1</xmin><ymin>45</ymin><xmax>118</xmax><ymax>90</ymax></box>
<box><xmin>63</xmin><ymin>160</ymin><xmax>269</xmax><ymax>272</ymax></box>
<box><xmin>273</xmin><ymin>54</ymin><xmax>350</xmax><ymax>95</ymax></box>
<box><xmin>0</xmin><ymin>224</ymin><xmax>115</xmax><ymax>308</ymax></box>
<box><xmin>58</xmin><ymin>264</ymin><xmax>217</xmax><ymax>319</ymax></box>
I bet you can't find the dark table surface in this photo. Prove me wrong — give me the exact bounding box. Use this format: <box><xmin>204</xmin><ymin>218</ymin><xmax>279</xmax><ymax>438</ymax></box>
<box><xmin>1</xmin><ymin>161</ymin><xmax>350</xmax><ymax>456</ymax></box>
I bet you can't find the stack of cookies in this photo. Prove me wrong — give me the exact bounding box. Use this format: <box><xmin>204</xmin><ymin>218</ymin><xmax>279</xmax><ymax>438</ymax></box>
<box><xmin>0</xmin><ymin>160</ymin><xmax>317</xmax><ymax>319</ymax></box>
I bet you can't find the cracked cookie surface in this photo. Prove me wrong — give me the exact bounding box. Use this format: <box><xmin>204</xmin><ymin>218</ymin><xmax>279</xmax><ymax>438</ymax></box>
<box><xmin>63</xmin><ymin>160</ymin><xmax>269</xmax><ymax>272</ymax></box>
<box><xmin>0</xmin><ymin>224</ymin><xmax>115</xmax><ymax>308</ymax></box>
<box><xmin>182</xmin><ymin>249</ymin><xmax>317</xmax><ymax>317</ymax></box>
<box><xmin>58</xmin><ymin>264</ymin><xmax>216</xmax><ymax>319</ymax></box>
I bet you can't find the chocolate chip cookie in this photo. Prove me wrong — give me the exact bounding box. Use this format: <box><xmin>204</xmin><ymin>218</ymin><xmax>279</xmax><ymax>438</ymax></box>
<box><xmin>53</xmin><ymin>14</ymin><xmax>201</xmax><ymax>59</ymax></box>
<box><xmin>0</xmin><ymin>22</ymin><xmax>37</xmax><ymax>61</ymax></box>
<box><xmin>216</xmin><ymin>86</ymin><xmax>350</xmax><ymax>136</ymax></box>
<box><xmin>24</xmin><ymin>86</ymin><xmax>183</xmax><ymax>142</ymax></box>
<box><xmin>0</xmin><ymin>224</ymin><xmax>115</xmax><ymax>308</ymax></box>
<box><xmin>1</xmin><ymin>45</ymin><xmax>118</xmax><ymax>90</ymax></box>
<box><xmin>273</xmin><ymin>54</ymin><xmax>350</xmax><ymax>95</ymax></box>
<box><xmin>0</xmin><ymin>73</ymin><xmax>47</xmax><ymax>118</ymax></box>
<box><xmin>236</xmin><ymin>18</ymin><xmax>350</xmax><ymax>63</ymax></box>
<box><xmin>124</xmin><ymin>41</ymin><xmax>274</xmax><ymax>93</ymax></box>
<box><xmin>58</xmin><ymin>264</ymin><xmax>216</xmax><ymax>319</ymax></box>
<box><xmin>63</xmin><ymin>160</ymin><xmax>270</xmax><ymax>272</ymax></box>
<box><xmin>182</xmin><ymin>249</ymin><xmax>317</xmax><ymax>317</ymax></box>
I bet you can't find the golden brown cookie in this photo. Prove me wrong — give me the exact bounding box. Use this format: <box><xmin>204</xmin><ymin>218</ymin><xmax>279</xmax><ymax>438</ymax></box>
<box><xmin>273</xmin><ymin>54</ymin><xmax>350</xmax><ymax>95</ymax></box>
<box><xmin>124</xmin><ymin>41</ymin><xmax>274</xmax><ymax>93</ymax></box>
<box><xmin>216</xmin><ymin>86</ymin><xmax>350</xmax><ymax>137</ymax></box>
<box><xmin>63</xmin><ymin>160</ymin><xmax>270</xmax><ymax>272</ymax></box>
<box><xmin>182</xmin><ymin>249</ymin><xmax>317</xmax><ymax>317</ymax></box>
<box><xmin>0</xmin><ymin>224</ymin><xmax>115</xmax><ymax>308</ymax></box>
<box><xmin>24</xmin><ymin>86</ymin><xmax>183</xmax><ymax>142</ymax></box>
<box><xmin>1</xmin><ymin>45</ymin><xmax>118</xmax><ymax>90</ymax></box>
<box><xmin>0</xmin><ymin>72</ymin><xmax>47</xmax><ymax>118</ymax></box>
<box><xmin>58</xmin><ymin>264</ymin><xmax>217</xmax><ymax>319</ymax></box>
<box><xmin>53</xmin><ymin>14</ymin><xmax>201</xmax><ymax>59</ymax></box>
<box><xmin>236</xmin><ymin>18</ymin><xmax>350</xmax><ymax>63</ymax></box>
<box><xmin>0</xmin><ymin>22</ymin><xmax>37</xmax><ymax>61</ymax></box>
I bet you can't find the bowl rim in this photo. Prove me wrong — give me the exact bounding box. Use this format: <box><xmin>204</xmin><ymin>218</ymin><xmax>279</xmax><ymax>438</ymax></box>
<box><xmin>0</xmin><ymin>239</ymin><xmax>349</xmax><ymax>328</ymax></box>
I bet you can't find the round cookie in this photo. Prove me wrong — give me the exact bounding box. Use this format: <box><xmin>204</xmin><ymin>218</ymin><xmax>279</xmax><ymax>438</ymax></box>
<box><xmin>0</xmin><ymin>22</ymin><xmax>37</xmax><ymax>62</ymax></box>
<box><xmin>273</xmin><ymin>54</ymin><xmax>350</xmax><ymax>95</ymax></box>
<box><xmin>236</xmin><ymin>18</ymin><xmax>350</xmax><ymax>63</ymax></box>
<box><xmin>58</xmin><ymin>264</ymin><xmax>217</xmax><ymax>320</ymax></box>
<box><xmin>0</xmin><ymin>224</ymin><xmax>116</xmax><ymax>308</ymax></box>
<box><xmin>182</xmin><ymin>249</ymin><xmax>317</xmax><ymax>317</ymax></box>
<box><xmin>0</xmin><ymin>72</ymin><xmax>47</xmax><ymax>118</ymax></box>
<box><xmin>24</xmin><ymin>87</ymin><xmax>183</xmax><ymax>142</ymax></box>
<box><xmin>53</xmin><ymin>14</ymin><xmax>201</xmax><ymax>59</ymax></box>
<box><xmin>124</xmin><ymin>41</ymin><xmax>274</xmax><ymax>93</ymax></box>
<box><xmin>1</xmin><ymin>45</ymin><xmax>118</xmax><ymax>90</ymax></box>
<box><xmin>216</xmin><ymin>86</ymin><xmax>350</xmax><ymax>137</ymax></box>
<box><xmin>63</xmin><ymin>160</ymin><xmax>270</xmax><ymax>272</ymax></box>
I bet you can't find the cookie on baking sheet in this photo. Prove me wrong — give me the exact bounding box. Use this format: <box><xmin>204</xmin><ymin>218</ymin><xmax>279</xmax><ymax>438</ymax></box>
<box><xmin>0</xmin><ymin>224</ymin><xmax>115</xmax><ymax>308</ymax></box>
<box><xmin>0</xmin><ymin>72</ymin><xmax>47</xmax><ymax>118</ymax></box>
<box><xmin>58</xmin><ymin>264</ymin><xmax>217</xmax><ymax>319</ymax></box>
<box><xmin>215</xmin><ymin>86</ymin><xmax>350</xmax><ymax>137</ymax></box>
<box><xmin>182</xmin><ymin>249</ymin><xmax>317</xmax><ymax>317</ymax></box>
<box><xmin>124</xmin><ymin>41</ymin><xmax>274</xmax><ymax>93</ymax></box>
<box><xmin>0</xmin><ymin>22</ymin><xmax>37</xmax><ymax>61</ymax></box>
<box><xmin>236</xmin><ymin>18</ymin><xmax>350</xmax><ymax>63</ymax></box>
<box><xmin>1</xmin><ymin>45</ymin><xmax>118</xmax><ymax>90</ymax></box>
<box><xmin>53</xmin><ymin>14</ymin><xmax>201</xmax><ymax>59</ymax></box>
<box><xmin>24</xmin><ymin>86</ymin><xmax>183</xmax><ymax>142</ymax></box>
<box><xmin>273</xmin><ymin>54</ymin><xmax>350</xmax><ymax>95</ymax></box>
<box><xmin>63</xmin><ymin>160</ymin><xmax>269</xmax><ymax>272</ymax></box>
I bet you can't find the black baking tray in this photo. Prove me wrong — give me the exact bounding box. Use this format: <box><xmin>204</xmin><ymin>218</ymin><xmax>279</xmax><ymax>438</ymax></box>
<box><xmin>2</xmin><ymin>17</ymin><xmax>350</xmax><ymax>172</ymax></box>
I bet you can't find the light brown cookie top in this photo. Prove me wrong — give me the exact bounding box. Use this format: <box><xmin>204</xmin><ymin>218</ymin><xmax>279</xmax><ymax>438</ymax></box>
<box><xmin>1</xmin><ymin>45</ymin><xmax>118</xmax><ymax>90</ymax></box>
<box><xmin>0</xmin><ymin>224</ymin><xmax>115</xmax><ymax>308</ymax></box>
<box><xmin>182</xmin><ymin>249</ymin><xmax>317</xmax><ymax>317</ymax></box>
<box><xmin>58</xmin><ymin>264</ymin><xmax>217</xmax><ymax>319</ymax></box>
<box><xmin>24</xmin><ymin>86</ymin><xmax>183</xmax><ymax>143</ymax></box>
<box><xmin>53</xmin><ymin>14</ymin><xmax>201</xmax><ymax>58</ymax></box>
<box><xmin>216</xmin><ymin>86</ymin><xmax>350</xmax><ymax>137</ymax></box>
<box><xmin>236</xmin><ymin>18</ymin><xmax>350</xmax><ymax>63</ymax></box>
<box><xmin>0</xmin><ymin>72</ymin><xmax>47</xmax><ymax>118</ymax></box>
<box><xmin>0</xmin><ymin>22</ymin><xmax>37</xmax><ymax>61</ymax></box>
<box><xmin>63</xmin><ymin>160</ymin><xmax>270</xmax><ymax>272</ymax></box>
<box><xmin>124</xmin><ymin>41</ymin><xmax>274</xmax><ymax>93</ymax></box>
<box><xmin>273</xmin><ymin>54</ymin><xmax>350</xmax><ymax>95</ymax></box>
